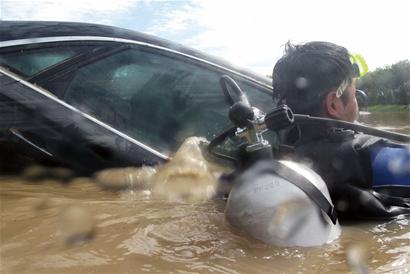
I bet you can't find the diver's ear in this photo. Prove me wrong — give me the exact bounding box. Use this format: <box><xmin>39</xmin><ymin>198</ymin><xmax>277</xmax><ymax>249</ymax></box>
<box><xmin>324</xmin><ymin>91</ymin><xmax>344</xmax><ymax>120</ymax></box>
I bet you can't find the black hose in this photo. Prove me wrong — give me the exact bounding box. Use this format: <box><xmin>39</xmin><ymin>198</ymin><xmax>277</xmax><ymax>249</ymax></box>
<box><xmin>294</xmin><ymin>114</ymin><xmax>410</xmax><ymax>143</ymax></box>
<box><xmin>208</xmin><ymin>107</ymin><xmax>410</xmax><ymax>163</ymax></box>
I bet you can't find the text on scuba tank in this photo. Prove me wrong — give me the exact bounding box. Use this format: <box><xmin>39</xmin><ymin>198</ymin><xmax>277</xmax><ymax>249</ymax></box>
<box><xmin>253</xmin><ymin>180</ymin><xmax>280</xmax><ymax>194</ymax></box>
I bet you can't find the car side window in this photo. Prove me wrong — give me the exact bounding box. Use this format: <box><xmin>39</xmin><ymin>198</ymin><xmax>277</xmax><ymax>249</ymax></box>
<box><xmin>0</xmin><ymin>44</ymin><xmax>92</xmax><ymax>77</ymax></box>
<box><xmin>235</xmin><ymin>79</ymin><xmax>274</xmax><ymax>112</ymax></box>
<box><xmin>63</xmin><ymin>47</ymin><xmax>273</xmax><ymax>153</ymax></box>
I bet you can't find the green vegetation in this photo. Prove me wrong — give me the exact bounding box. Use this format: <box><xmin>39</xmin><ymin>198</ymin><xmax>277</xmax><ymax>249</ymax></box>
<box><xmin>357</xmin><ymin>60</ymin><xmax>410</xmax><ymax>105</ymax></box>
<box><xmin>367</xmin><ymin>104</ymin><xmax>409</xmax><ymax>113</ymax></box>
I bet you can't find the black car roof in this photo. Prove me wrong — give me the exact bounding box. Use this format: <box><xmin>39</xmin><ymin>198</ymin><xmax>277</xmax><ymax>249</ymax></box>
<box><xmin>0</xmin><ymin>21</ymin><xmax>272</xmax><ymax>87</ymax></box>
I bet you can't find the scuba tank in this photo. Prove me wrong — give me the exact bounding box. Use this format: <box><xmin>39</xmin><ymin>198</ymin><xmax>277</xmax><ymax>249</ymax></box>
<box><xmin>226</xmin><ymin>160</ymin><xmax>341</xmax><ymax>247</ymax></box>
<box><xmin>211</xmin><ymin>75</ymin><xmax>341</xmax><ymax>246</ymax></box>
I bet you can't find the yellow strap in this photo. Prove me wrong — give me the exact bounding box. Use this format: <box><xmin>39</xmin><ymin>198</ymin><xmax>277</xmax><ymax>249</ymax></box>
<box><xmin>350</xmin><ymin>53</ymin><xmax>369</xmax><ymax>77</ymax></box>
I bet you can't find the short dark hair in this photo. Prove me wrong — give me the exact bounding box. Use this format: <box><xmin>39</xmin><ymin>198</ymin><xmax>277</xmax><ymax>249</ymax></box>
<box><xmin>272</xmin><ymin>41</ymin><xmax>355</xmax><ymax>116</ymax></box>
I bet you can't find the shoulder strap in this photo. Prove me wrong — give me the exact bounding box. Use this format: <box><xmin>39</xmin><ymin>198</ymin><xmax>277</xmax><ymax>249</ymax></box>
<box><xmin>261</xmin><ymin>160</ymin><xmax>338</xmax><ymax>224</ymax></box>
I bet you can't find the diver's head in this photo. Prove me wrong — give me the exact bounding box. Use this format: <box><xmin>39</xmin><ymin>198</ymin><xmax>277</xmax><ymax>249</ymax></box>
<box><xmin>272</xmin><ymin>41</ymin><xmax>358</xmax><ymax>122</ymax></box>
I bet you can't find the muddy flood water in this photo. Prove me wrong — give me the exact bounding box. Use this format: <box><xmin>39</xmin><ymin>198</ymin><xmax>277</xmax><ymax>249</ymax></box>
<box><xmin>1</xmin><ymin>112</ymin><xmax>409</xmax><ymax>274</ymax></box>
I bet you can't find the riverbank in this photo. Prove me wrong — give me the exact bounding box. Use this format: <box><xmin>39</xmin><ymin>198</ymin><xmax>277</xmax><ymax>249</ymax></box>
<box><xmin>360</xmin><ymin>105</ymin><xmax>410</xmax><ymax>134</ymax></box>
<box><xmin>368</xmin><ymin>104</ymin><xmax>410</xmax><ymax>113</ymax></box>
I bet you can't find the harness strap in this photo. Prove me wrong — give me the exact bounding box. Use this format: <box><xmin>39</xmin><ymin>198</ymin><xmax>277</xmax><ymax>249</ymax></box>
<box><xmin>259</xmin><ymin>160</ymin><xmax>338</xmax><ymax>224</ymax></box>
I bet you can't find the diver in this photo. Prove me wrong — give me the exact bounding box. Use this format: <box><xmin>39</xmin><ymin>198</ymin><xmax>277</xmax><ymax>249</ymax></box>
<box><xmin>210</xmin><ymin>42</ymin><xmax>409</xmax><ymax>246</ymax></box>
<box><xmin>270</xmin><ymin>41</ymin><xmax>410</xmax><ymax>220</ymax></box>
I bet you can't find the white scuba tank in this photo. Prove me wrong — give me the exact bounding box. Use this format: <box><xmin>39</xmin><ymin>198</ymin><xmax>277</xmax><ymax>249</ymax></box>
<box><xmin>225</xmin><ymin>160</ymin><xmax>341</xmax><ymax>247</ymax></box>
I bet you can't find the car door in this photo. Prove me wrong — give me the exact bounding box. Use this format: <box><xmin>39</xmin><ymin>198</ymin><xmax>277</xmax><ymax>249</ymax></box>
<box><xmin>0</xmin><ymin>42</ymin><xmax>168</xmax><ymax>174</ymax></box>
<box><xmin>0</xmin><ymin>40</ymin><xmax>274</xmax><ymax>174</ymax></box>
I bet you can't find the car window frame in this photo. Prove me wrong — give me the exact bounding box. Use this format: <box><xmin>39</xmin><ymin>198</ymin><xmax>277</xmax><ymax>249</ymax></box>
<box><xmin>29</xmin><ymin>41</ymin><xmax>273</xmax><ymax>101</ymax></box>
<box><xmin>0</xmin><ymin>42</ymin><xmax>103</xmax><ymax>78</ymax></box>
<box><xmin>1</xmin><ymin>39</ymin><xmax>275</xmax><ymax>158</ymax></box>
<box><xmin>46</xmin><ymin>43</ymin><xmax>275</xmax><ymax>150</ymax></box>
<box><xmin>0</xmin><ymin>38</ymin><xmax>273</xmax><ymax>98</ymax></box>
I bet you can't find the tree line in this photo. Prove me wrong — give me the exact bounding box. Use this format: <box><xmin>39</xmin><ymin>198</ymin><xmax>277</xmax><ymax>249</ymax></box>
<box><xmin>357</xmin><ymin>60</ymin><xmax>410</xmax><ymax>105</ymax></box>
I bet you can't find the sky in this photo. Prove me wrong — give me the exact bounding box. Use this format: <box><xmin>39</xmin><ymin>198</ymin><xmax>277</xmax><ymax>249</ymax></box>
<box><xmin>1</xmin><ymin>0</ymin><xmax>409</xmax><ymax>76</ymax></box>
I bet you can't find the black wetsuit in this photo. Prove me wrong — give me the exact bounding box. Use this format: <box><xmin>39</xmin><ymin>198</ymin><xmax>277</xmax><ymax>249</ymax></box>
<box><xmin>280</xmin><ymin>125</ymin><xmax>410</xmax><ymax>220</ymax></box>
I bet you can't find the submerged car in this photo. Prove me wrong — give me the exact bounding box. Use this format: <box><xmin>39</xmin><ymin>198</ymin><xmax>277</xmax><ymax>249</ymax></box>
<box><xmin>0</xmin><ymin>21</ymin><xmax>274</xmax><ymax>175</ymax></box>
